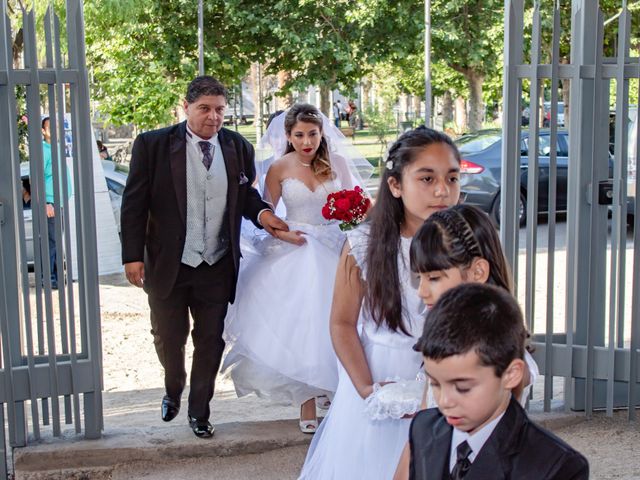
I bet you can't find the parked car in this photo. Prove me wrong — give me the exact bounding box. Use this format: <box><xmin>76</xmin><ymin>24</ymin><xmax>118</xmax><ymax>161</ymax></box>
<box><xmin>22</xmin><ymin>160</ymin><xmax>127</xmax><ymax>264</ymax></box>
<box><xmin>606</xmin><ymin>106</ymin><xmax>638</xmax><ymax>220</ymax></box>
<box><xmin>458</xmin><ymin>128</ymin><xmax>612</xmax><ymax>227</ymax></box>
<box><xmin>543</xmin><ymin>101</ymin><xmax>565</xmax><ymax>127</ymax></box>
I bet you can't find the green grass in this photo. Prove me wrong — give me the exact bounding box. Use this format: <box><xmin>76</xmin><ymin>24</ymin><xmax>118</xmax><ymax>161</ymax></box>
<box><xmin>231</xmin><ymin>123</ymin><xmax>399</xmax><ymax>178</ymax></box>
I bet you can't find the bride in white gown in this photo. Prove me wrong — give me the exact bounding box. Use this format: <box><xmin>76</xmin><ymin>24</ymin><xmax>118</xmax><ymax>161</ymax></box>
<box><xmin>222</xmin><ymin>104</ymin><xmax>372</xmax><ymax>432</ymax></box>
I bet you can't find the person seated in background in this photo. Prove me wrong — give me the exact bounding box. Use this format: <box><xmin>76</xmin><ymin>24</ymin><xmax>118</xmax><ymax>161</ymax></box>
<box><xmin>409</xmin><ymin>283</ymin><xmax>589</xmax><ymax>480</ymax></box>
<box><xmin>97</xmin><ymin>140</ymin><xmax>112</xmax><ymax>161</ymax></box>
<box><xmin>22</xmin><ymin>178</ymin><xmax>31</xmax><ymax>208</ymax></box>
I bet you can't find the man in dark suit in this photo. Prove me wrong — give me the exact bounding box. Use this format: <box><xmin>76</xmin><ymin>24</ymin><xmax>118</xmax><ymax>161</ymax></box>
<box><xmin>120</xmin><ymin>76</ymin><xmax>287</xmax><ymax>438</ymax></box>
<box><xmin>409</xmin><ymin>284</ymin><xmax>588</xmax><ymax>479</ymax></box>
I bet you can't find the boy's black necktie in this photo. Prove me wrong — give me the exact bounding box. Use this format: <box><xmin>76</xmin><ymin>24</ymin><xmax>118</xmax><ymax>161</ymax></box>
<box><xmin>451</xmin><ymin>440</ymin><xmax>472</xmax><ymax>479</ymax></box>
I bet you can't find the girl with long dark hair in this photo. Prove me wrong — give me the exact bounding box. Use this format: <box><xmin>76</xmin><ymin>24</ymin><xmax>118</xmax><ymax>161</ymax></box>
<box><xmin>300</xmin><ymin>126</ymin><xmax>462</xmax><ymax>479</ymax></box>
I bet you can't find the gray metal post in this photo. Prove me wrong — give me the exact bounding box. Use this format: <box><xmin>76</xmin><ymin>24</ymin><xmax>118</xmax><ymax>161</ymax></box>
<box><xmin>0</xmin><ymin>4</ymin><xmax>28</xmax><ymax>448</ymax></box>
<box><xmin>525</xmin><ymin>0</ymin><xmax>541</xmax><ymax>337</ymax></box>
<box><xmin>500</xmin><ymin>0</ymin><xmax>524</xmax><ymax>273</ymax></box>
<box><xmin>198</xmin><ymin>0</ymin><xmax>204</xmax><ymax>76</ymax></box>
<box><xmin>544</xmin><ymin>0</ymin><xmax>562</xmax><ymax>412</ymax></box>
<box><xmin>424</xmin><ymin>0</ymin><xmax>432</xmax><ymax>128</ymax></box>
<box><xmin>66</xmin><ymin>0</ymin><xmax>103</xmax><ymax>438</ymax></box>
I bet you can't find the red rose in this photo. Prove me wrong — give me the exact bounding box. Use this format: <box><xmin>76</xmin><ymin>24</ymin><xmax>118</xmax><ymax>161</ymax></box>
<box><xmin>322</xmin><ymin>188</ymin><xmax>371</xmax><ymax>228</ymax></box>
<box><xmin>335</xmin><ymin>198</ymin><xmax>351</xmax><ymax>214</ymax></box>
<box><xmin>322</xmin><ymin>204</ymin><xmax>332</xmax><ymax>219</ymax></box>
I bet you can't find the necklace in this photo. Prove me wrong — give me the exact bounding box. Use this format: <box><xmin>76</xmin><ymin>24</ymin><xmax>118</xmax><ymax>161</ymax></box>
<box><xmin>297</xmin><ymin>158</ymin><xmax>312</xmax><ymax>167</ymax></box>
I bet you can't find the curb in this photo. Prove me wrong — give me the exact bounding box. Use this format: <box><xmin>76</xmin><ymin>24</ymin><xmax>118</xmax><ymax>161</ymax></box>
<box><xmin>529</xmin><ymin>410</ymin><xmax>587</xmax><ymax>431</ymax></box>
<box><xmin>13</xmin><ymin>411</ymin><xmax>586</xmax><ymax>479</ymax></box>
<box><xmin>14</xmin><ymin>419</ymin><xmax>311</xmax><ymax>479</ymax></box>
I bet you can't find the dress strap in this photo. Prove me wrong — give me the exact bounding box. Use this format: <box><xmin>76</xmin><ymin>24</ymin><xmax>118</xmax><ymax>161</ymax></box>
<box><xmin>346</xmin><ymin>224</ymin><xmax>370</xmax><ymax>278</ymax></box>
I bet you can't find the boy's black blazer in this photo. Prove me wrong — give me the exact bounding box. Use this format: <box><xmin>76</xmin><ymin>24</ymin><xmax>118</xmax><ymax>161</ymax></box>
<box><xmin>409</xmin><ymin>397</ymin><xmax>589</xmax><ymax>480</ymax></box>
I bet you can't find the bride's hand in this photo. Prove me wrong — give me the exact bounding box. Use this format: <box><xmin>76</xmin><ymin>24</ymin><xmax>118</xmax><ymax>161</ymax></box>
<box><xmin>275</xmin><ymin>229</ymin><xmax>307</xmax><ymax>246</ymax></box>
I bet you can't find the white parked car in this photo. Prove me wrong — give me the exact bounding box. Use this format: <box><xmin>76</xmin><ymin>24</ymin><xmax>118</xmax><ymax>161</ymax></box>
<box><xmin>21</xmin><ymin>160</ymin><xmax>128</xmax><ymax>264</ymax></box>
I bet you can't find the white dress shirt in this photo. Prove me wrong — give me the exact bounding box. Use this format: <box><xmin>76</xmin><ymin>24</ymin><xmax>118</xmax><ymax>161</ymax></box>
<box><xmin>448</xmin><ymin>411</ymin><xmax>505</xmax><ymax>473</ymax></box>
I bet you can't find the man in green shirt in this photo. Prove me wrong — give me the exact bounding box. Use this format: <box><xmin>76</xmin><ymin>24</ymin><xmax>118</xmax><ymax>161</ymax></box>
<box><xmin>41</xmin><ymin>116</ymin><xmax>72</xmax><ymax>289</ymax></box>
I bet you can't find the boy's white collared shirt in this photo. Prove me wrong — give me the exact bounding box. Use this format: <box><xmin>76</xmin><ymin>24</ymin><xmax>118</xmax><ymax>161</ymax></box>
<box><xmin>448</xmin><ymin>411</ymin><xmax>505</xmax><ymax>472</ymax></box>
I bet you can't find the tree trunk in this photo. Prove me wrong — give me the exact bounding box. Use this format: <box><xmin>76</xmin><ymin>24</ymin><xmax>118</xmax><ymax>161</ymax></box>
<box><xmin>465</xmin><ymin>71</ymin><xmax>484</xmax><ymax>132</ymax></box>
<box><xmin>13</xmin><ymin>28</ymin><xmax>23</xmax><ymax>68</ymax></box>
<box><xmin>442</xmin><ymin>91</ymin><xmax>454</xmax><ymax>126</ymax></box>
<box><xmin>276</xmin><ymin>71</ymin><xmax>293</xmax><ymax>110</ymax></box>
<box><xmin>454</xmin><ymin>96</ymin><xmax>467</xmax><ymax>133</ymax></box>
<box><xmin>413</xmin><ymin>95</ymin><xmax>422</xmax><ymax>121</ymax></box>
<box><xmin>362</xmin><ymin>79</ymin><xmax>372</xmax><ymax>111</ymax></box>
<box><xmin>319</xmin><ymin>85</ymin><xmax>331</xmax><ymax>117</ymax></box>
<box><xmin>249</xmin><ymin>63</ymin><xmax>263</xmax><ymax>138</ymax></box>
<box><xmin>403</xmin><ymin>94</ymin><xmax>411</xmax><ymax>120</ymax></box>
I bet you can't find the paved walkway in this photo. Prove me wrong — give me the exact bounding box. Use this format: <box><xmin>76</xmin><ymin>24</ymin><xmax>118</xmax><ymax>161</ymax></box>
<box><xmin>13</xmin><ymin>379</ymin><xmax>587</xmax><ymax>480</ymax></box>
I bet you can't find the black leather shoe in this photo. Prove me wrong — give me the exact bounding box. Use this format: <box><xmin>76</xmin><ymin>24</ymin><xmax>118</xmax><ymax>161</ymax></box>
<box><xmin>188</xmin><ymin>415</ymin><xmax>215</xmax><ymax>438</ymax></box>
<box><xmin>161</xmin><ymin>395</ymin><xmax>180</xmax><ymax>422</ymax></box>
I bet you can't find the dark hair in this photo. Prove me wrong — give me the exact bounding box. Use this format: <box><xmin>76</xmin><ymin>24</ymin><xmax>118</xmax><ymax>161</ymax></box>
<box><xmin>365</xmin><ymin>126</ymin><xmax>461</xmax><ymax>335</ymax></box>
<box><xmin>410</xmin><ymin>204</ymin><xmax>513</xmax><ymax>293</ymax></box>
<box><xmin>41</xmin><ymin>116</ymin><xmax>49</xmax><ymax>129</ymax></box>
<box><xmin>284</xmin><ymin>103</ymin><xmax>331</xmax><ymax>178</ymax></box>
<box><xmin>266</xmin><ymin>110</ymin><xmax>285</xmax><ymax>129</ymax></box>
<box><xmin>185</xmin><ymin>76</ymin><xmax>228</xmax><ymax>103</ymax></box>
<box><xmin>415</xmin><ymin>283</ymin><xmax>526</xmax><ymax>376</ymax></box>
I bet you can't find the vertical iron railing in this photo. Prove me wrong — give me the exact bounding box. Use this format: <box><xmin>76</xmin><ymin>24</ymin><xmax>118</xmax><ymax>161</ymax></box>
<box><xmin>502</xmin><ymin>0</ymin><xmax>640</xmax><ymax>420</ymax></box>
<box><xmin>0</xmin><ymin>1</ymin><xmax>103</xmax><ymax>477</ymax></box>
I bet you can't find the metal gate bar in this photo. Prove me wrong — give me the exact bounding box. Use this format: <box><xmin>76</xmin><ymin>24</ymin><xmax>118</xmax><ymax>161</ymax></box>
<box><xmin>0</xmin><ymin>1</ymin><xmax>103</xmax><ymax>477</ymax></box>
<box><xmin>502</xmin><ymin>0</ymin><xmax>640</xmax><ymax>419</ymax></box>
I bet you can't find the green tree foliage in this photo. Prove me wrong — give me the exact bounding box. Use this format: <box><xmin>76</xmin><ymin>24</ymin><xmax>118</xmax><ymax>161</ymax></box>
<box><xmin>75</xmin><ymin>0</ymin><xmax>640</xmax><ymax>132</ymax></box>
<box><xmin>428</xmin><ymin>0</ymin><xmax>504</xmax><ymax>131</ymax></box>
<box><xmin>225</xmin><ymin>0</ymin><xmax>377</xmax><ymax>114</ymax></box>
<box><xmin>85</xmin><ymin>0</ymin><xmax>256</xmax><ymax>129</ymax></box>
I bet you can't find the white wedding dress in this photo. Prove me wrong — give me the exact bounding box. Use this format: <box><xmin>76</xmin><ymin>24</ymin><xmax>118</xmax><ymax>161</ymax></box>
<box><xmin>299</xmin><ymin>225</ymin><xmax>427</xmax><ymax>480</ymax></box>
<box><xmin>222</xmin><ymin>177</ymin><xmax>344</xmax><ymax>405</ymax></box>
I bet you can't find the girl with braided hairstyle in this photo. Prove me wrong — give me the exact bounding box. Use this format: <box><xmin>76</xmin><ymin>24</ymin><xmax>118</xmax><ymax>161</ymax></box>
<box><xmin>408</xmin><ymin>204</ymin><xmax>537</xmax><ymax>403</ymax></box>
<box><xmin>300</xmin><ymin>126</ymin><xmax>462</xmax><ymax>479</ymax></box>
<box><xmin>392</xmin><ymin>204</ymin><xmax>539</xmax><ymax>480</ymax></box>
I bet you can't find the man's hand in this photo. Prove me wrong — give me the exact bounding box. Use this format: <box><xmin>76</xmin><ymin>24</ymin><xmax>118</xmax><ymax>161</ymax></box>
<box><xmin>46</xmin><ymin>204</ymin><xmax>55</xmax><ymax>218</ymax></box>
<box><xmin>125</xmin><ymin>261</ymin><xmax>145</xmax><ymax>287</ymax></box>
<box><xmin>258</xmin><ymin>210</ymin><xmax>289</xmax><ymax>238</ymax></box>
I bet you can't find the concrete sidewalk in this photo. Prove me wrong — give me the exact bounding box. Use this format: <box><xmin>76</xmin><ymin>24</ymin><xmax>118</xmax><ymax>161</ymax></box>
<box><xmin>15</xmin><ymin>271</ymin><xmax>640</xmax><ymax>479</ymax></box>
<box><xmin>14</xmin><ymin>384</ymin><xmax>310</xmax><ymax>479</ymax></box>
<box><xmin>13</xmin><ymin>383</ymin><xmax>588</xmax><ymax>480</ymax></box>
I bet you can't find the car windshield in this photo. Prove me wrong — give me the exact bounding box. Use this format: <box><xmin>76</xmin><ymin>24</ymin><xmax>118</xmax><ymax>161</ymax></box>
<box><xmin>456</xmin><ymin>133</ymin><xmax>501</xmax><ymax>154</ymax></box>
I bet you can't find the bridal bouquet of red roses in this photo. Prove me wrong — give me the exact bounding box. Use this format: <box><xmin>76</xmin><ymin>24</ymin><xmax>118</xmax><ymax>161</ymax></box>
<box><xmin>322</xmin><ymin>186</ymin><xmax>371</xmax><ymax>231</ymax></box>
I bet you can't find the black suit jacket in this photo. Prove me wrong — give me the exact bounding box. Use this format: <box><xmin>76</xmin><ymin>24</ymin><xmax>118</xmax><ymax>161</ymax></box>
<box><xmin>120</xmin><ymin>121</ymin><xmax>269</xmax><ymax>300</ymax></box>
<box><xmin>409</xmin><ymin>397</ymin><xmax>589</xmax><ymax>480</ymax></box>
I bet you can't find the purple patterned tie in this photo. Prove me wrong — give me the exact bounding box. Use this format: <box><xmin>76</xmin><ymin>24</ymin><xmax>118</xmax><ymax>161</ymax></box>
<box><xmin>198</xmin><ymin>141</ymin><xmax>213</xmax><ymax>170</ymax></box>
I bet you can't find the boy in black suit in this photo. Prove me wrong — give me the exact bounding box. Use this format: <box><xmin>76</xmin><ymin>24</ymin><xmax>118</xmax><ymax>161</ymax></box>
<box><xmin>409</xmin><ymin>284</ymin><xmax>588</xmax><ymax>480</ymax></box>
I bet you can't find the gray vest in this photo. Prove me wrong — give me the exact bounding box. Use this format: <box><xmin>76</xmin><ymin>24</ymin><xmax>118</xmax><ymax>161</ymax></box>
<box><xmin>181</xmin><ymin>135</ymin><xmax>229</xmax><ymax>267</ymax></box>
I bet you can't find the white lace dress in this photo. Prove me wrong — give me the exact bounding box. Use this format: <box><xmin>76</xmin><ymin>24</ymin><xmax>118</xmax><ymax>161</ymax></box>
<box><xmin>299</xmin><ymin>225</ymin><xmax>427</xmax><ymax>480</ymax></box>
<box><xmin>222</xmin><ymin>178</ymin><xmax>344</xmax><ymax>405</ymax></box>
